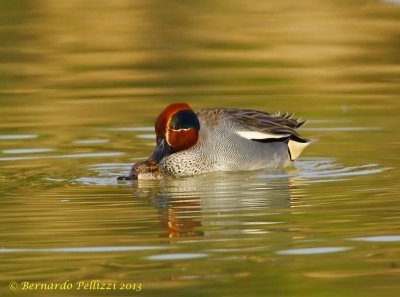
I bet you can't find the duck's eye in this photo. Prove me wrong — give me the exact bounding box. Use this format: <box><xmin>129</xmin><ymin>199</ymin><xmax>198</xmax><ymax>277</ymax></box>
<box><xmin>169</xmin><ymin>110</ymin><xmax>200</xmax><ymax>131</ymax></box>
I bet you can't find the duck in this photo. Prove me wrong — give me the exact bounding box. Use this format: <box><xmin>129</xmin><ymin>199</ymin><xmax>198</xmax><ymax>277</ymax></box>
<box><xmin>118</xmin><ymin>103</ymin><xmax>311</xmax><ymax>180</ymax></box>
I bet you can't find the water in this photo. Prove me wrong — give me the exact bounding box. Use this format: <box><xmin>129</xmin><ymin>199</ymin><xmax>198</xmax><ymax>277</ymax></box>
<box><xmin>1</xmin><ymin>1</ymin><xmax>400</xmax><ymax>296</ymax></box>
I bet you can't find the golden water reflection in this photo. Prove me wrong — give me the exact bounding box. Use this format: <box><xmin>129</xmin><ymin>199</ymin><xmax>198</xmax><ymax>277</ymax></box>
<box><xmin>133</xmin><ymin>171</ymin><xmax>296</xmax><ymax>238</ymax></box>
<box><xmin>1</xmin><ymin>0</ymin><xmax>400</xmax><ymax>296</ymax></box>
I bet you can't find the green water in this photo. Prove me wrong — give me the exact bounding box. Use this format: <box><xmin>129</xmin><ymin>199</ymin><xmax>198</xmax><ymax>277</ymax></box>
<box><xmin>1</xmin><ymin>1</ymin><xmax>400</xmax><ymax>296</ymax></box>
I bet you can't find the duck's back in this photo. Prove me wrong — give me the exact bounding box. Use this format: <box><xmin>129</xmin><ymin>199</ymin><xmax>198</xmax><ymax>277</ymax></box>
<box><xmin>195</xmin><ymin>109</ymin><xmax>296</xmax><ymax>171</ymax></box>
<box><xmin>160</xmin><ymin>108</ymin><xmax>310</xmax><ymax>176</ymax></box>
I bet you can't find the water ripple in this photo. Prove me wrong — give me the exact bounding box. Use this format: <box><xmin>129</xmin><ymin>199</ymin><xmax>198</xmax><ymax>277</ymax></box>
<box><xmin>2</xmin><ymin>148</ymin><xmax>54</xmax><ymax>154</ymax></box>
<box><xmin>136</xmin><ymin>134</ymin><xmax>156</xmax><ymax>139</ymax></box>
<box><xmin>0</xmin><ymin>134</ymin><xmax>38</xmax><ymax>140</ymax></box>
<box><xmin>0</xmin><ymin>152</ymin><xmax>124</xmax><ymax>161</ymax></box>
<box><xmin>257</xmin><ymin>159</ymin><xmax>389</xmax><ymax>184</ymax></box>
<box><xmin>74</xmin><ymin>157</ymin><xmax>387</xmax><ymax>187</ymax></box>
<box><xmin>0</xmin><ymin>246</ymin><xmax>169</xmax><ymax>253</ymax></box>
<box><xmin>73</xmin><ymin>139</ymin><xmax>109</xmax><ymax>144</ymax></box>
<box><xmin>106</xmin><ymin>127</ymin><xmax>153</xmax><ymax>132</ymax></box>
<box><xmin>276</xmin><ymin>247</ymin><xmax>352</xmax><ymax>255</ymax></box>
<box><xmin>349</xmin><ymin>236</ymin><xmax>400</xmax><ymax>242</ymax></box>
<box><xmin>147</xmin><ymin>253</ymin><xmax>208</xmax><ymax>260</ymax></box>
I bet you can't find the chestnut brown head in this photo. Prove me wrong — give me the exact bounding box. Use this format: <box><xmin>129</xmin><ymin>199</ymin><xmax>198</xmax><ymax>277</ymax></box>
<box><xmin>150</xmin><ymin>103</ymin><xmax>200</xmax><ymax>163</ymax></box>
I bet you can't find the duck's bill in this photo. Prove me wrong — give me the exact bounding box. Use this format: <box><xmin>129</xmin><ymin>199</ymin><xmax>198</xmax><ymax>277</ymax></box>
<box><xmin>117</xmin><ymin>159</ymin><xmax>164</xmax><ymax>180</ymax></box>
<box><xmin>150</xmin><ymin>138</ymin><xmax>174</xmax><ymax>163</ymax></box>
<box><xmin>117</xmin><ymin>139</ymin><xmax>172</xmax><ymax>181</ymax></box>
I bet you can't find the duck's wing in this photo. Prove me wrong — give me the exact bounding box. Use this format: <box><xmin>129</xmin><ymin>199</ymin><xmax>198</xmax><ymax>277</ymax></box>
<box><xmin>197</xmin><ymin>108</ymin><xmax>311</xmax><ymax>160</ymax></box>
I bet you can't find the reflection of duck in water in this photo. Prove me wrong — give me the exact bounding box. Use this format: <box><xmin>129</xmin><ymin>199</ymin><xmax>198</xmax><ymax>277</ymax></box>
<box><xmin>118</xmin><ymin>103</ymin><xmax>311</xmax><ymax>180</ymax></box>
<box><xmin>132</xmin><ymin>171</ymin><xmax>293</xmax><ymax>238</ymax></box>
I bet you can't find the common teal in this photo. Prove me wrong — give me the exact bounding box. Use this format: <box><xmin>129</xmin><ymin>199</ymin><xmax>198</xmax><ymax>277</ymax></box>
<box><xmin>118</xmin><ymin>103</ymin><xmax>311</xmax><ymax>180</ymax></box>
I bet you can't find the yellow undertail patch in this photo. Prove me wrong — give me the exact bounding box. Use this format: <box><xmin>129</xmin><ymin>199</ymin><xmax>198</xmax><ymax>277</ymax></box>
<box><xmin>288</xmin><ymin>139</ymin><xmax>312</xmax><ymax>160</ymax></box>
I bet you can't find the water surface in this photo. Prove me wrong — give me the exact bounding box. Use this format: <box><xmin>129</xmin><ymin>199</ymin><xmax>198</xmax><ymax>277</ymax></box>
<box><xmin>1</xmin><ymin>1</ymin><xmax>400</xmax><ymax>296</ymax></box>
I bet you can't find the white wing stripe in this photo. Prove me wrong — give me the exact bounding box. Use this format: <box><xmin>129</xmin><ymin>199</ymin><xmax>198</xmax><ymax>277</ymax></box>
<box><xmin>235</xmin><ymin>131</ymin><xmax>290</xmax><ymax>140</ymax></box>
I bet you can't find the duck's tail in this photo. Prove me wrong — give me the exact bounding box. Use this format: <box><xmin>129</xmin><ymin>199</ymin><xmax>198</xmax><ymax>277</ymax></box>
<box><xmin>288</xmin><ymin>138</ymin><xmax>316</xmax><ymax>161</ymax></box>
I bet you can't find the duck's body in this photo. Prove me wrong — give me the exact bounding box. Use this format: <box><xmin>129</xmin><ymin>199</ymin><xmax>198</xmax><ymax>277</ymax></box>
<box><xmin>118</xmin><ymin>103</ymin><xmax>311</xmax><ymax>180</ymax></box>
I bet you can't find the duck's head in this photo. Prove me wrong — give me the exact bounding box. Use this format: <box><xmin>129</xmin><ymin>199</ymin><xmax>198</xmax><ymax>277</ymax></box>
<box><xmin>129</xmin><ymin>103</ymin><xmax>200</xmax><ymax>179</ymax></box>
<box><xmin>152</xmin><ymin>102</ymin><xmax>200</xmax><ymax>162</ymax></box>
